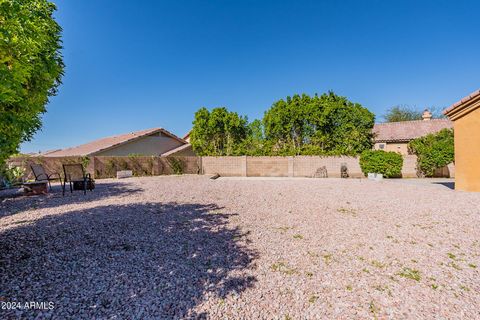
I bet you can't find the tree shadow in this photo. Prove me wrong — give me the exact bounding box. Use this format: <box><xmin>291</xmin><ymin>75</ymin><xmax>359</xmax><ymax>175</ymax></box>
<box><xmin>0</xmin><ymin>182</ymin><xmax>143</xmax><ymax>219</ymax></box>
<box><xmin>0</xmin><ymin>202</ymin><xmax>257</xmax><ymax>319</ymax></box>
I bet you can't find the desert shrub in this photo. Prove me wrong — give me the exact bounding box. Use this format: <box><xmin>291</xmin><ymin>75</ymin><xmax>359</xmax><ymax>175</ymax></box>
<box><xmin>359</xmin><ymin>150</ymin><xmax>403</xmax><ymax>178</ymax></box>
<box><xmin>408</xmin><ymin>129</ymin><xmax>454</xmax><ymax>177</ymax></box>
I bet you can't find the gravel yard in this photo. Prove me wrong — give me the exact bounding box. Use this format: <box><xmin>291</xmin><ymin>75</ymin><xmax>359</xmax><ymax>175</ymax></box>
<box><xmin>1</xmin><ymin>175</ymin><xmax>480</xmax><ymax>319</ymax></box>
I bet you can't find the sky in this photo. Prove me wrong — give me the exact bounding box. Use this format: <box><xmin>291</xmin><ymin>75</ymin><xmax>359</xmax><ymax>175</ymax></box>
<box><xmin>21</xmin><ymin>0</ymin><xmax>480</xmax><ymax>153</ymax></box>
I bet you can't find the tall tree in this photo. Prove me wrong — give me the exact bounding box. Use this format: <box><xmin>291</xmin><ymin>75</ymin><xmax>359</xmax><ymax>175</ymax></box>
<box><xmin>263</xmin><ymin>92</ymin><xmax>375</xmax><ymax>155</ymax></box>
<box><xmin>190</xmin><ymin>107</ymin><xmax>248</xmax><ymax>156</ymax></box>
<box><xmin>0</xmin><ymin>0</ymin><xmax>64</xmax><ymax>163</ymax></box>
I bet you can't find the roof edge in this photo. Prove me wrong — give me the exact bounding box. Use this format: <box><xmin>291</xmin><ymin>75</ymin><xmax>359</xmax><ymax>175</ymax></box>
<box><xmin>90</xmin><ymin>128</ymin><xmax>187</xmax><ymax>156</ymax></box>
<box><xmin>444</xmin><ymin>89</ymin><xmax>480</xmax><ymax>120</ymax></box>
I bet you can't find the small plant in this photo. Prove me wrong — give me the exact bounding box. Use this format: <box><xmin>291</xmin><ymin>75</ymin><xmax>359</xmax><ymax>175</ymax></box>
<box><xmin>460</xmin><ymin>285</ymin><xmax>470</xmax><ymax>291</ymax></box>
<box><xmin>308</xmin><ymin>294</ymin><xmax>319</xmax><ymax>304</ymax></box>
<box><xmin>448</xmin><ymin>262</ymin><xmax>462</xmax><ymax>270</ymax></box>
<box><xmin>447</xmin><ymin>252</ymin><xmax>457</xmax><ymax>260</ymax></box>
<box><xmin>369</xmin><ymin>300</ymin><xmax>379</xmax><ymax>320</ymax></box>
<box><xmin>397</xmin><ymin>267</ymin><xmax>421</xmax><ymax>281</ymax></box>
<box><xmin>271</xmin><ymin>261</ymin><xmax>298</xmax><ymax>275</ymax></box>
<box><xmin>277</xmin><ymin>226</ymin><xmax>292</xmax><ymax>234</ymax></box>
<box><xmin>346</xmin><ymin>285</ymin><xmax>353</xmax><ymax>291</ymax></box>
<box><xmin>359</xmin><ymin>150</ymin><xmax>403</xmax><ymax>178</ymax></box>
<box><xmin>293</xmin><ymin>234</ymin><xmax>303</xmax><ymax>240</ymax></box>
<box><xmin>431</xmin><ymin>283</ymin><xmax>438</xmax><ymax>290</ymax></box>
<box><xmin>323</xmin><ymin>253</ymin><xmax>333</xmax><ymax>265</ymax></box>
<box><xmin>305</xmin><ymin>271</ymin><xmax>314</xmax><ymax>277</ymax></box>
<box><xmin>371</xmin><ymin>260</ymin><xmax>386</xmax><ymax>269</ymax></box>
<box><xmin>166</xmin><ymin>157</ymin><xmax>184</xmax><ymax>174</ymax></box>
<box><xmin>468</xmin><ymin>263</ymin><xmax>477</xmax><ymax>269</ymax></box>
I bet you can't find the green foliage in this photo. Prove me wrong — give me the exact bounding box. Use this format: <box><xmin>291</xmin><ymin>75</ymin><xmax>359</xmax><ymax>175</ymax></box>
<box><xmin>408</xmin><ymin>129</ymin><xmax>454</xmax><ymax>177</ymax></box>
<box><xmin>190</xmin><ymin>107</ymin><xmax>248</xmax><ymax>156</ymax></box>
<box><xmin>359</xmin><ymin>150</ymin><xmax>403</xmax><ymax>178</ymax></box>
<box><xmin>383</xmin><ymin>106</ymin><xmax>422</xmax><ymax>122</ymax></box>
<box><xmin>191</xmin><ymin>92</ymin><xmax>375</xmax><ymax>156</ymax></box>
<box><xmin>263</xmin><ymin>92</ymin><xmax>375</xmax><ymax>156</ymax></box>
<box><xmin>0</xmin><ymin>163</ymin><xmax>25</xmax><ymax>188</ymax></box>
<box><xmin>0</xmin><ymin>0</ymin><xmax>64</xmax><ymax>164</ymax></box>
<box><xmin>166</xmin><ymin>157</ymin><xmax>184</xmax><ymax>174</ymax></box>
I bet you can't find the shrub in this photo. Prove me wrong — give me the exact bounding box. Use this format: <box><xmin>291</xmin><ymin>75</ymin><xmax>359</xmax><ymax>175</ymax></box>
<box><xmin>359</xmin><ymin>150</ymin><xmax>403</xmax><ymax>178</ymax></box>
<box><xmin>408</xmin><ymin>129</ymin><xmax>454</xmax><ymax>177</ymax></box>
<box><xmin>166</xmin><ymin>157</ymin><xmax>184</xmax><ymax>174</ymax></box>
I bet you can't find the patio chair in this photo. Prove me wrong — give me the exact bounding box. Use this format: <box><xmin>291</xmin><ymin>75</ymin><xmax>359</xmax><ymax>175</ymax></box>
<box><xmin>31</xmin><ymin>163</ymin><xmax>62</xmax><ymax>190</ymax></box>
<box><xmin>62</xmin><ymin>163</ymin><xmax>95</xmax><ymax>196</ymax></box>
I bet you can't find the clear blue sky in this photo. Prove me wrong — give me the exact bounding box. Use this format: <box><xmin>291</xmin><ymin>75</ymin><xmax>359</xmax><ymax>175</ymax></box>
<box><xmin>21</xmin><ymin>0</ymin><xmax>480</xmax><ymax>153</ymax></box>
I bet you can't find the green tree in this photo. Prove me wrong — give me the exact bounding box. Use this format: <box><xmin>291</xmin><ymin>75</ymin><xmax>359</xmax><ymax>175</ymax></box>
<box><xmin>190</xmin><ymin>107</ymin><xmax>248</xmax><ymax>156</ymax></box>
<box><xmin>263</xmin><ymin>92</ymin><xmax>375</xmax><ymax>155</ymax></box>
<box><xmin>408</xmin><ymin>129</ymin><xmax>454</xmax><ymax>177</ymax></box>
<box><xmin>383</xmin><ymin>106</ymin><xmax>422</xmax><ymax>122</ymax></box>
<box><xmin>0</xmin><ymin>0</ymin><xmax>64</xmax><ymax>164</ymax></box>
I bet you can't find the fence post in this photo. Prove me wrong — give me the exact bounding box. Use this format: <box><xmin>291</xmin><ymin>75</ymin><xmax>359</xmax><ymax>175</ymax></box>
<box><xmin>288</xmin><ymin>156</ymin><xmax>294</xmax><ymax>177</ymax></box>
<box><xmin>243</xmin><ymin>156</ymin><xmax>247</xmax><ymax>177</ymax></box>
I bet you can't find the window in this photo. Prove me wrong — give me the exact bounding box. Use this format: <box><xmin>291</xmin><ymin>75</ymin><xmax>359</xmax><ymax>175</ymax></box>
<box><xmin>379</xmin><ymin>144</ymin><xmax>385</xmax><ymax>150</ymax></box>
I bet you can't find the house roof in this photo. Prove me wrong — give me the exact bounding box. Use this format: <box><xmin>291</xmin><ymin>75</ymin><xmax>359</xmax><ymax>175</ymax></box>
<box><xmin>183</xmin><ymin>131</ymin><xmax>191</xmax><ymax>140</ymax></box>
<box><xmin>373</xmin><ymin>119</ymin><xmax>453</xmax><ymax>143</ymax></box>
<box><xmin>161</xmin><ymin>143</ymin><xmax>192</xmax><ymax>156</ymax></box>
<box><xmin>45</xmin><ymin>128</ymin><xmax>186</xmax><ymax>157</ymax></box>
<box><xmin>444</xmin><ymin>89</ymin><xmax>480</xmax><ymax>120</ymax></box>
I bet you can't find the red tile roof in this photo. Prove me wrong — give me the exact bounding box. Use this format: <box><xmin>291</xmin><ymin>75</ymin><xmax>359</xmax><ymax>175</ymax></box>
<box><xmin>373</xmin><ymin>119</ymin><xmax>452</xmax><ymax>143</ymax></box>
<box><xmin>46</xmin><ymin>128</ymin><xmax>186</xmax><ymax>157</ymax></box>
<box><xmin>444</xmin><ymin>89</ymin><xmax>480</xmax><ymax>115</ymax></box>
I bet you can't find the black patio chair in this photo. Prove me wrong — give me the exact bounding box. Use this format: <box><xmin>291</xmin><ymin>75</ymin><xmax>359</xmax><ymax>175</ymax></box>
<box><xmin>31</xmin><ymin>163</ymin><xmax>62</xmax><ymax>190</ymax></box>
<box><xmin>62</xmin><ymin>163</ymin><xmax>95</xmax><ymax>196</ymax></box>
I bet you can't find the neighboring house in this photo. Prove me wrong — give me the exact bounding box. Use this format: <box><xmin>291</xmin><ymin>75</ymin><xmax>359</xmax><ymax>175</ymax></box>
<box><xmin>183</xmin><ymin>131</ymin><xmax>191</xmax><ymax>143</ymax></box>
<box><xmin>372</xmin><ymin>110</ymin><xmax>453</xmax><ymax>155</ymax></box>
<box><xmin>444</xmin><ymin>89</ymin><xmax>480</xmax><ymax>192</ymax></box>
<box><xmin>160</xmin><ymin>131</ymin><xmax>195</xmax><ymax>157</ymax></box>
<box><xmin>45</xmin><ymin>128</ymin><xmax>187</xmax><ymax>157</ymax></box>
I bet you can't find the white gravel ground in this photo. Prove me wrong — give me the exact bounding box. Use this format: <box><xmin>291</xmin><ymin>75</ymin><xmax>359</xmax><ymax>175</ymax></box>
<box><xmin>1</xmin><ymin>176</ymin><xmax>479</xmax><ymax>319</ymax></box>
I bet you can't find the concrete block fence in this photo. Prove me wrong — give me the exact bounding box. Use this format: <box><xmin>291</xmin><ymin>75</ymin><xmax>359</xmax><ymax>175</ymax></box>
<box><xmin>8</xmin><ymin>155</ymin><xmax>454</xmax><ymax>180</ymax></box>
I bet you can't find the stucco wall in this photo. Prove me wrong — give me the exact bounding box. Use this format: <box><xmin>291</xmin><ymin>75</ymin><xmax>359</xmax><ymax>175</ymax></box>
<box><xmin>453</xmin><ymin>107</ymin><xmax>480</xmax><ymax>191</ymax></box>
<box><xmin>374</xmin><ymin>142</ymin><xmax>409</xmax><ymax>155</ymax></box>
<box><xmin>95</xmin><ymin>134</ymin><xmax>184</xmax><ymax>156</ymax></box>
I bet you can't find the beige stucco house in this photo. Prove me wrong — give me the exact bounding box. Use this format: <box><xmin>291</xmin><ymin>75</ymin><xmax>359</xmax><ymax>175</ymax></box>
<box><xmin>372</xmin><ymin>110</ymin><xmax>453</xmax><ymax>155</ymax></box>
<box><xmin>45</xmin><ymin>128</ymin><xmax>188</xmax><ymax>157</ymax></box>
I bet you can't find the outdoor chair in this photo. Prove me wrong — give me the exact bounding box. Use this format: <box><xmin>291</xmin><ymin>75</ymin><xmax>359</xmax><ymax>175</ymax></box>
<box><xmin>31</xmin><ymin>164</ymin><xmax>62</xmax><ymax>190</ymax></box>
<box><xmin>62</xmin><ymin>163</ymin><xmax>95</xmax><ymax>196</ymax></box>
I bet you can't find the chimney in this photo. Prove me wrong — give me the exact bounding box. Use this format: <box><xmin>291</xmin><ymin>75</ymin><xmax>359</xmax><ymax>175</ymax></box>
<box><xmin>422</xmin><ymin>109</ymin><xmax>432</xmax><ymax>121</ymax></box>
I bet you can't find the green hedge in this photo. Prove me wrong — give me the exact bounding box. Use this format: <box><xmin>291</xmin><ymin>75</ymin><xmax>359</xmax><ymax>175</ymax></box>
<box><xmin>408</xmin><ymin>129</ymin><xmax>454</xmax><ymax>177</ymax></box>
<box><xmin>359</xmin><ymin>150</ymin><xmax>403</xmax><ymax>178</ymax></box>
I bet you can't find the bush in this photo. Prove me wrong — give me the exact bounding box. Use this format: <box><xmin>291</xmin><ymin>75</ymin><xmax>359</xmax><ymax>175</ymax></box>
<box><xmin>359</xmin><ymin>150</ymin><xmax>403</xmax><ymax>178</ymax></box>
<box><xmin>408</xmin><ymin>129</ymin><xmax>454</xmax><ymax>177</ymax></box>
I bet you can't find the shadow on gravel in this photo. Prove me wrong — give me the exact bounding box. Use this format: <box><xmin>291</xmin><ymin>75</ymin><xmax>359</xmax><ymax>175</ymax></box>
<box><xmin>0</xmin><ymin>182</ymin><xmax>143</xmax><ymax>219</ymax></box>
<box><xmin>432</xmin><ymin>182</ymin><xmax>455</xmax><ymax>190</ymax></box>
<box><xmin>0</xmin><ymin>202</ymin><xmax>257</xmax><ymax>319</ymax></box>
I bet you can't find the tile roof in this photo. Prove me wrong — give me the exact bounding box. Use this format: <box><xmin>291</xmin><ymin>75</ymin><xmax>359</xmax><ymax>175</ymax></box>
<box><xmin>161</xmin><ymin>143</ymin><xmax>192</xmax><ymax>156</ymax></box>
<box><xmin>373</xmin><ymin>119</ymin><xmax>453</xmax><ymax>143</ymax></box>
<box><xmin>444</xmin><ymin>89</ymin><xmax>480</xmax><ymax>115</ymax></box>
<box><xmin>46</xmin><ymin>128</ymin><xmax>186</xmax><ymax>157</ymax></box>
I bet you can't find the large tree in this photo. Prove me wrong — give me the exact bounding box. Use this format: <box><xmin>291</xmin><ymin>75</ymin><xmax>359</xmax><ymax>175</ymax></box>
<box><xmin>190</xmin><ymin>107</ymin><xmax>248</xmax><ymax>156</ymax></box>
<box><xmin>0</xmin><ymin>0</ymin><xmax>64</xmax><ymax>163</ymax></box>
<box><xmin>263</xmin><ymin>92</ymin><xmax>375</xmax><ymax>155</ymax></box>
